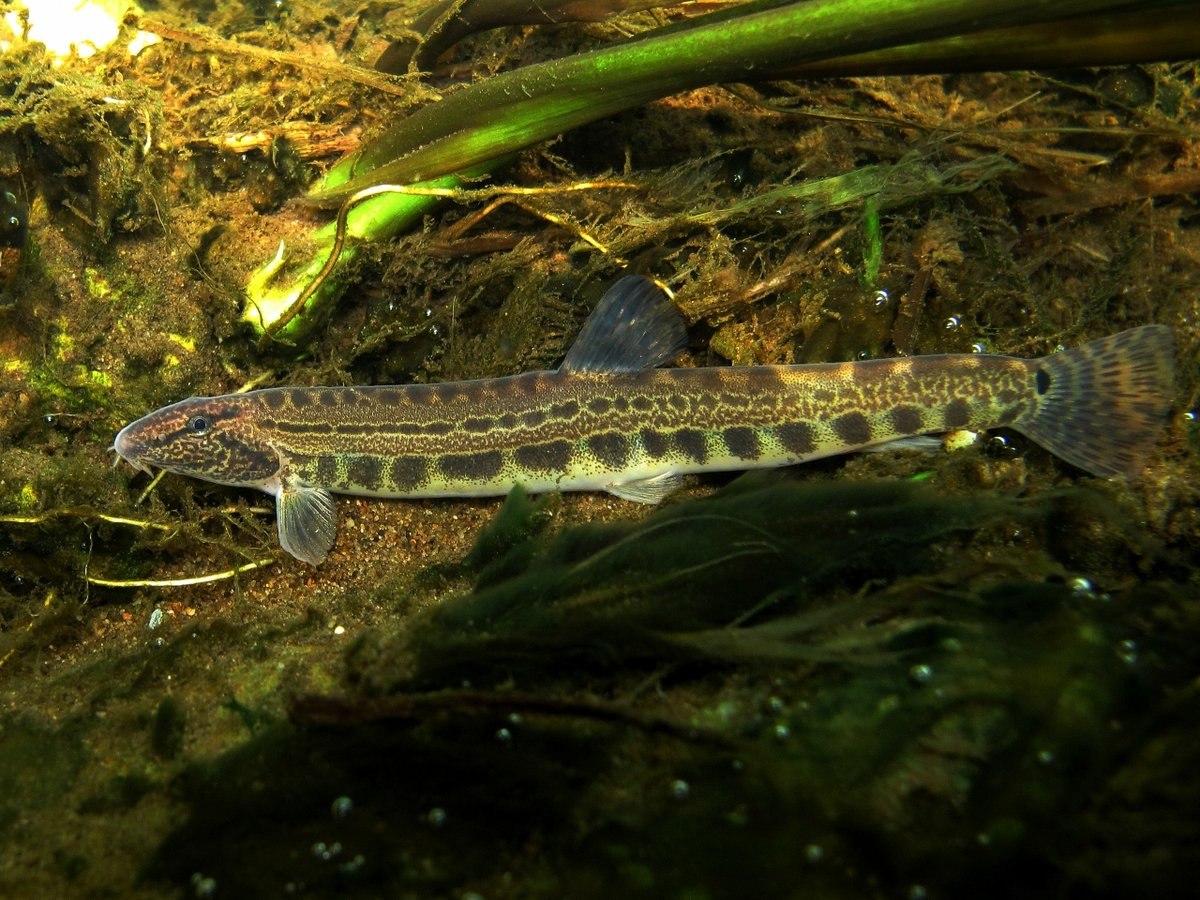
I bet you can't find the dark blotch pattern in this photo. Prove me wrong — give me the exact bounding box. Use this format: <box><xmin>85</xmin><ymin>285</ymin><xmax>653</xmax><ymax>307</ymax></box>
<box><xmin>462</xmin><ymin>417</ymin><xmax>494</xmax><ymax>434</ymax></box>
<box><xmin>832</xmin><ymin>411</ymin><xmax>872</xmax><ymax>446</ymax></box>
<box><xmin>522</xmin><ymin>410</ymin><xmax>548</xmax><ymax>429</ymax></box>
<box><xmin>288</xmin><ymin>389</ymin><xmax>312</xmax><ymax>409</ymax></box>
<box><xmin>551</xmin><ymin>400</ymin><xmax>580</xmax><ymax>419</ymax></box>
<box><xmin>262</xmin><ymin>390</ymin><xmax>287</xmax><ymax>411</ymax></box>
<box><xmin>889</xmin><ymin>405</ymin><xmax>925</xmax><ymax>435</ymax></box>
<box><xmin>943</xmin><ymin>398</ymin><xmax>971</xmax><ymax>429</ymax></box>
<box><xmin>640</xmin><ymin>429</ymin><xmax>669</xmax><ymax>459</ymax></box>
<box><xmin>346</xmin><ymin>455</ymin><xmax>383</xmax><ymax>489</ymax></box>
<box><xmin>319</xmin><ymin>390</ymin><xmax>339</xmax><ymax>407</ymax></box>
<box><xmin>316</xmin><ymin>456</ymin><xmax>338</xmax><ymax>485</ymax></box>
<box><xmin>389</xmin><ymin>456</ymin><xmax>428</xmax><ymax>492</ymax></box>
<box><xmin>513</xmin><ymin>440</ymin><xmax>573</xmax><ymax>472</ymax></box>
<box><xmin>440</xmin><ymin>450</ymin><xmax>505</xmax><ymax>481</ymax></box>
<box><xmin>723</xmin><ymin>426</ymin><xmax>760</xmax><ymax>460</ymax></box>
<box><xmin>588</xmin><ymin>398</ymin><xmax>612</xmax><ymax>415</ymax></box>
<box><xmin>587</xmin><ymin>432</ymin><xmax>631</xmax><ymax>469</ymax></box>
<box><xmin>1035</xmin><ymin>367</ymin><xmax>1051</xmax><ymax>395</ymax></box>
<box><xmin>776</xmin><ymin>422</ymin><xmax>816</xmax><ymax>456</ymax></box>
<box><xmin>673</xmin><ymin>428</ymin><xmax>708</xmax><ymax>464</ymax></box>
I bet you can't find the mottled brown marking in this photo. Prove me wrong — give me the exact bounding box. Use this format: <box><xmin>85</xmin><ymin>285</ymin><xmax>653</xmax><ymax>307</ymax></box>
<box><xmin>632</xmin><ymin>396</ymin><xmax>654</xmax><ymax>413</ymax></box>
<box><xmin>674</xmin><ymin>428</ymin><xmax>708</xmax><ymax>464</ymax></box>
<box><xmin>889</xmin><ymin>405</ymin><xmax>925</xmax><ymax>435</ymax></box>
<box><xmin>389</xmin><ymin>456</ymin><xmax>428</xmax><ymax>492</ymax></box>
<box><xmin>289</xmin><ymin>389</ymin><xmax>313</xmax><ymax>409</ymax></box>
<box><xmin>262</xmin><ymin>390</ymin><xmax>286</xmax><ymax>411</ymax></box>
<box><xmin>587</xmin><ymin>432</ymin><xmax>630</xmax><ymax>469</ymax></box>
<box><xmin>319</xmin><ymin>390</ymin><xmax>339</xmax><ymax>407</ymax></box>
<box><xmin>943</xmin><ymin>398</ymin><xmax>971</xmax><ymax>429</ymax></box>
<box><xmin>440</xmin><ymin>450</ymin><xmax>504</xmax><ymax>481</ymax></box>
<box><xmin>316</xmin><ymin>456</ymin><xmax>338</xmax><ymax>485</ymax></box>
<box><xmin>776</xmin><ymin>422</ymin><xmax>816</xmax><ymax>456</ymax></box>
<box><xmin>641</xmin><ymin>429</ymin><xmax>669</xmax><ymax>459</ymax></box>
<box><xmin>347</xmin><ymin>455</ymin><xmax>383</xmax><ymax>488</ymax></box>
<box><xmin>832</xmin><ymin>411</ymin><xmax>871</xmax><ymax>446</ymax></box>
<box><xmin>372</xmin><ymin>388</ymin><xmax>405</xmax><ymax>405</ymax></box>
<box><xmin>513</xmin><ymin>440</ymin><xmax>573</xmax><ymax>472</ymax></box>
<box><xmin>691</xmin><ymin>368</ymin><xmax>727</xmax><ymax>394</ymax></box>
<box><xmin>723</xmin><ymin>426</ymin><xmax>760</xmax><ymax>460</ymax></box>
<box><xmin>551</xmin><ymin>400</ymin><xmax>580</xmax><ymax>419</ymax></box>
<box><xmin>462</xmin><ymin>416</ymin><xmax>494</xmax><ymax>434</ymax></box>
<box><xmin>499</xmin><ymin>413</ymin><xmax>518</xmax><ymax>429</ymax></box>
<box><xmin>588</xmin><ymin>398</ymin><xmax>612</xmax><ymax>415</ymax></box>
<box><xmin>522</xmin><ymin>410</ymin><xmax>547</xmax><ymax>429</ymax></box>
<box><xmin>333</xmin><ymin>423</ymin><xmax>377</xmax><ymax>436</ymax></box>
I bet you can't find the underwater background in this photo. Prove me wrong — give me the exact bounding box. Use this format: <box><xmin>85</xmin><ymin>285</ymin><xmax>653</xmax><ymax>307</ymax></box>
<box><xmin>1</xmin><ymin>1</ymin><xmax>1198</xmax><ymax>897</ymax></box>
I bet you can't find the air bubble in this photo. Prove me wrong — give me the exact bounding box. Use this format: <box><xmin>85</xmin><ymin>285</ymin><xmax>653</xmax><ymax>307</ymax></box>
<box><xmin>944</xmin><ymin>315</ymin><xmax>961</xmax><ymax>331</ymax></box>
<box><xmin>427</xmin><ymin>807</ymin><xmax>447</xmax><ymax>827</ymax></box>
<box><xmin>191</xmin><ymin>873</ymin><xmax>217</xmax><ymax>898</ymax></box>
<box><xmin>1069</xmin><ymin>577</ymin><xmax>1095</xmax><ymax>597</ymax></box>
<box><xmin>496</xmin><ymin>727</ymin><xmax>513</xmax><ymax>744</ymax></box>
<box><xmin>873</xmin><ymin>289</ymin><xmax>890</xmax><ymax>308</ymax></box>
<box><xmin>773</xmin><ymin>723</ymin><xmax>791</xmax><ymax>740</ymax></box>
<box><xmin>805</xmin><ymin>844</ymin><xmax>823</xmax><ymax>862</ymax></box>
<box><xmin>331</xmin><ymin>795</ymin><xmax>353</xmax><ymax>819</ymax></box>
<box><xmin>339</xmin><ymin>854</ymin><xmax>366</xmax><ymax>875</ymax></box>
<box><xmin>909</xmin><ymin>663</ymin><xmax>934</xmax><ymax>684</ymax></box>
<box><xmin>311</xmin><ymin>841</ymin><xmax>342</xmax><ymax>862</ymax></box>
<box><xmin>1118</xmin><ymin>639</ymin><xmax>1138</xmax><ymax>665</ymax></box>
<box><xmin>671</xmin><ymin>779</ymin><xmax>691</xmax><ymax>800</ymax></box>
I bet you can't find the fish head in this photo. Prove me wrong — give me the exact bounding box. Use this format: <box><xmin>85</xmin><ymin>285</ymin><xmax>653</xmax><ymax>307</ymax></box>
<box><xmin>114</xmin><ymin>395</ymin><xmax>279</xmax><ymax>488</ymax></box>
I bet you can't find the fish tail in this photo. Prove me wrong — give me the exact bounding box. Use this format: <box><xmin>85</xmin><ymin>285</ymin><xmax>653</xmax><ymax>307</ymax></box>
<box><xmin>1015</xmin><ymin>325</ymin><xmax>1176</xmax><ymax>478</ymax></box>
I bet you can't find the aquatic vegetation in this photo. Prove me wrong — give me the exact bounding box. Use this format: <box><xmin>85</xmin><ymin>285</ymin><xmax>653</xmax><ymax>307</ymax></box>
<box><xmin>123</xmin><ymin>476</ymin><xmax>1200</xmax><ymax>898</ymax></box>
<box><xmin>0</xmin><ymin>2</ymin><xmax>1197</xmax><ymax>897</ymax></box>
<box><xmin>245</xmin><ymin>0</ymin><xmax>1200</xmax><ymax>344</ymax></box>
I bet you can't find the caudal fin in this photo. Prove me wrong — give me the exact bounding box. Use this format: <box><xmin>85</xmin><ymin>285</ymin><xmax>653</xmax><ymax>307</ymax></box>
<box><xmin>1015</xmin><ymin>325</ymin><xmax>1175</xmax><ymax>478</ymax></box>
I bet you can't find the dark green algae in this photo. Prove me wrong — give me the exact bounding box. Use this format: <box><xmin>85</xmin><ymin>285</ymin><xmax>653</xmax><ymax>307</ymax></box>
<box><xmin>2</xmin><ymin>474</ymin><xmax>1186</xmax><ymax>899</ymax></box>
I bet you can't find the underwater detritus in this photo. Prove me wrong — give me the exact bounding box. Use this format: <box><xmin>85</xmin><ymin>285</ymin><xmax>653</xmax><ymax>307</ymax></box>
<box><xmin>0</xmin><ymin>50</ymin><xmax>164</xmax><ymax>246</ymax></box>
<box><xmin>0</xmin><ymin>188</ymin><xmax>27</xmax><ymax>249</ymax></box>
<box><xmin>0</xmin><ymin>187</ymin><xmax>28</xmax><ymax>290</ymax></box>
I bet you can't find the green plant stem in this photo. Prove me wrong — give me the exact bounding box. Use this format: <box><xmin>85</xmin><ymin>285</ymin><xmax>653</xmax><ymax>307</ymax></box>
<box><xmin>312</xmin><ymin>0</ymin><xmax>1169</xmax><ymax>203</ymax></box>
<box><xmin>243</xmin><ymin>0</ymin><xmax>1195</xmax><ymax>343</ymax></box>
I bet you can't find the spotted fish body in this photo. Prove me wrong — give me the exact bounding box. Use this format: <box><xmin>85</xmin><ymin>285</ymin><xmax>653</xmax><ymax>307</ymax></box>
<box><xmin>114</xmin><ymin>277</ymin><xmax>1176</xmax><ymax>564</ymax></box>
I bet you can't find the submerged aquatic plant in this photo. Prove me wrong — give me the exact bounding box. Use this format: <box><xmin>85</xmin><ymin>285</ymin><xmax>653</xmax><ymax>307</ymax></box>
<box><xmin>242</xmin><ymin>0</ymin><xmax>1199</xmax><ymax>345</ymax></box>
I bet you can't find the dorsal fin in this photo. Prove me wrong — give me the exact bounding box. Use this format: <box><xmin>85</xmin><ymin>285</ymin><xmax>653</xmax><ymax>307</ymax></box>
<box><xmin>559</xmin><ymin>275</ymin><xmax>689</xmax><ymax>373</ymax></box>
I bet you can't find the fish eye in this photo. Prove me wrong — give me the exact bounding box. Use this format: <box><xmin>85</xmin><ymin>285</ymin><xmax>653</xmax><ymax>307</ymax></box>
<box><xmin>187</xmin><ymin>415</ymin><xmax>212</xmax><ymax>435</ymax></box>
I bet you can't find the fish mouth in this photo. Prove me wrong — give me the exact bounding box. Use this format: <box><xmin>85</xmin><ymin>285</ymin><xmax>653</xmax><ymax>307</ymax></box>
<box><xmin>112</xmin><ymin>424</ymin><xmax>155</xmax><ymax>475</ymax></box>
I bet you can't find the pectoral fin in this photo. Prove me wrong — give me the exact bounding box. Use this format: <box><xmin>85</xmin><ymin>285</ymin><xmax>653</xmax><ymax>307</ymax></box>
<box><xmin>606</xmin><ymin>471</ymin><xmax>681</xmax><ymax>504</ymax></box>
<box><xmin>276</xmin><ymin>477</ymin><xmax>337</xmax><ymax>564</ymax></box>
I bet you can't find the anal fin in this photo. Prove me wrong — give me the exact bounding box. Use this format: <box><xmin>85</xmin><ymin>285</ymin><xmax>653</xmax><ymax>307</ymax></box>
<box><xmin>606</xmin><ymin>471</ymin><xmax>681</xmax><ymax>504</ymax></box>
<box><xmin>276</xmin><ymin>476</ymin><xmax>337</xmax><ymax>564</ymax></box>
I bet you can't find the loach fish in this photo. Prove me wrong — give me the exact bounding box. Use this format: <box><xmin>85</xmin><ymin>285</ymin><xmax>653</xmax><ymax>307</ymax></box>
<box><xmin>114</xmin><ymin>276</ymin><xmax>1176</xmax><ymax>565</ymax></box>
